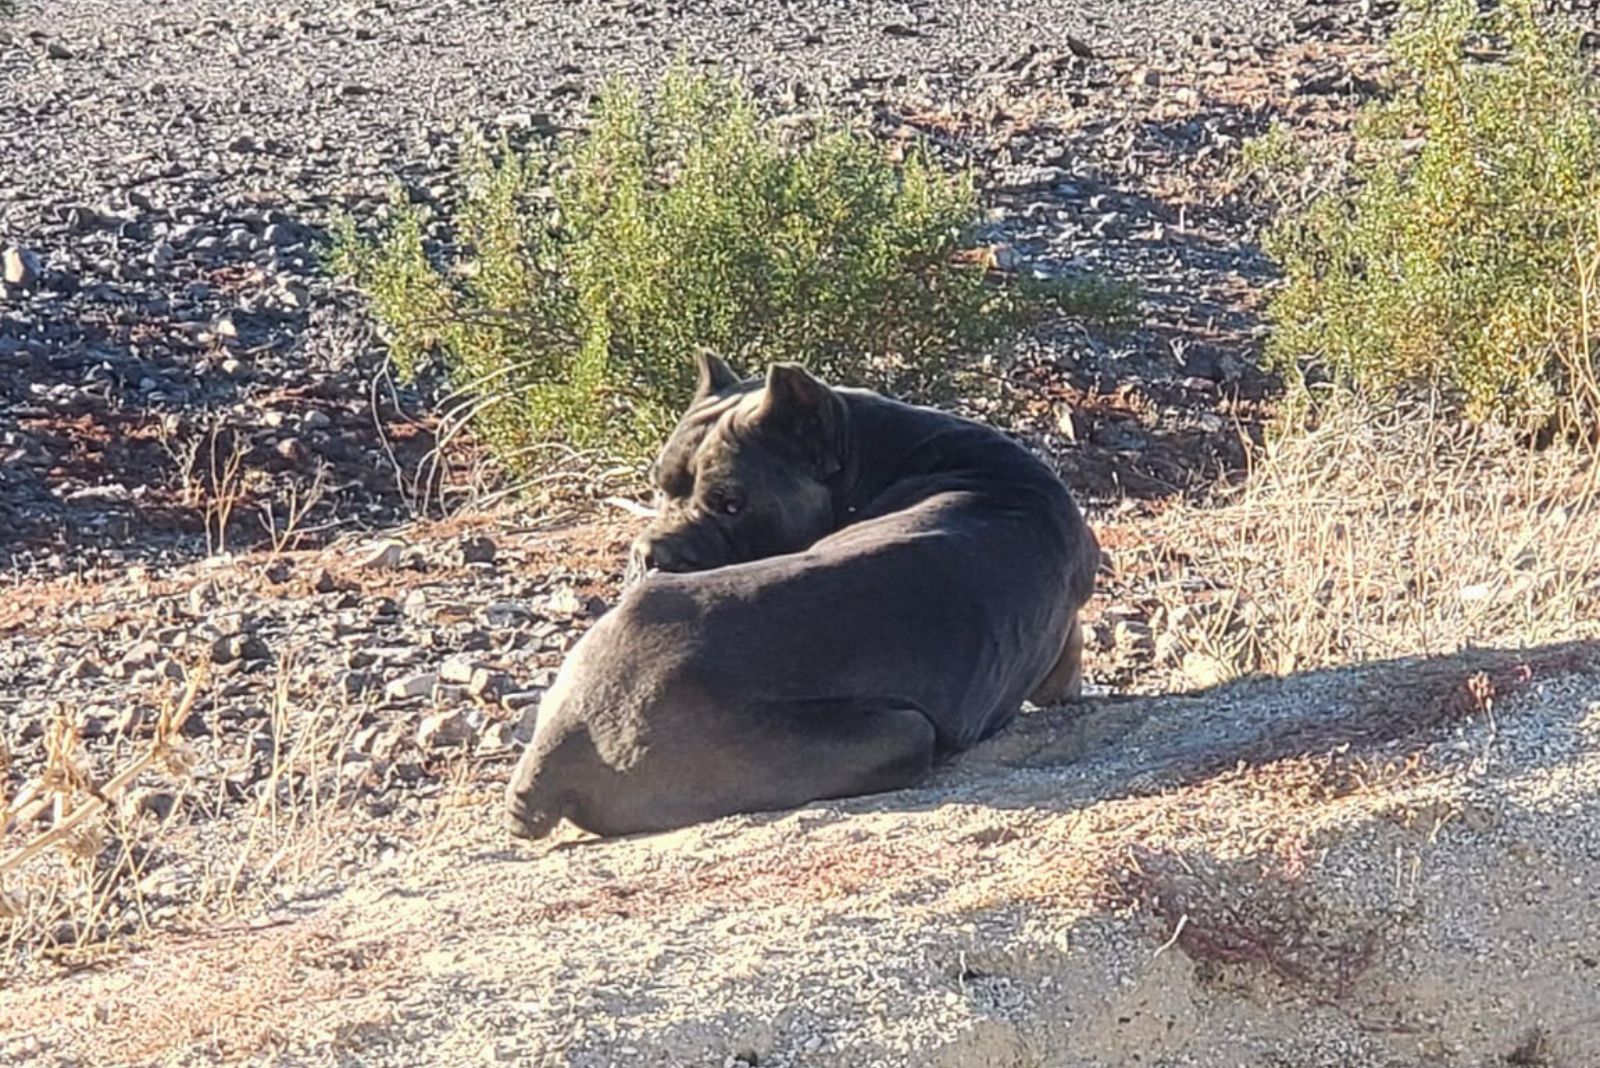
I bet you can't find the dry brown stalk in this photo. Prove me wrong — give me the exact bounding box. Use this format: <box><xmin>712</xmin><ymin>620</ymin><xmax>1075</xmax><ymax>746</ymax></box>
<box><xmin>0</xmin><ymin>668</ymin><xmax>204</xmax><ymax>876</ymax></box>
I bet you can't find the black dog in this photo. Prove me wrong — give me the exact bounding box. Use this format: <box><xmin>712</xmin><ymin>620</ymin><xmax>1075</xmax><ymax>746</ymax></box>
<box><xmin>505</xmin><ymin>354</ymin><xmax>1099</xmax><ymax>839</ymax></box>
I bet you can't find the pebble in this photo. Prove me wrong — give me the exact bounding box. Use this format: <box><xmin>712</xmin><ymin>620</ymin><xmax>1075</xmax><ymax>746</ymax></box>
<box><xmin>1181</xmin><ymin>650</ymin><xmax>1230</xmax><ymax>689</ymax></box>
<box><xmin>483</xmin><ymin>601</ymin><xmax>534</xmax><ymax>628</ymax></box>
<box><xmin>469</xmin><ymin>668</ymin><xmax>514</xmax><ymax>701</ymax></box>
<box><xmin>416</xmin><ymin>709</ymin><xmax>476</xmax><ymax>749</ymax></box>
<box><xmin>385</xmin><ymin>671</ymin><xmax>439</xmax><ymax>701</ymax></box>
<box><xmin>439</xmin><ymin>655</ymin><xmax>483</xmax><ymax>685</ymax></box>
<box><xmin>360</xmin><ymin>540</ymin><xmax>406</xmax><ymax>571</ymax></box>
<box><xmin>2</xmin><ymin>245</ymin><xmax>41</xmax><ymax>287</ymax></box>
<box><xmin>457</xmin><ymin>535</ymin><xmax>498</xmax><ymax>566</ymax></box>
<box><xmin>337</xmin><ymin>670</ymin><xmax>372</xmax><ymax>699</ymax></box>
<box><xmin>480</xmin><ymin>722</ymin><xmax>516</xmax><ymax>749</ymax></box>
<box><xmin>211</xmin><ymin>633</ymin><xmax>271</xmax><ymax>665</ymax></box>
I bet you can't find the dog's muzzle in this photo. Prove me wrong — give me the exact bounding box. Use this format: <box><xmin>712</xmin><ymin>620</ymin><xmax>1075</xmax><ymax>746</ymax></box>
<box><xmin>627</xmin><ymin>531</ymin><xmax>722</xmax><ymax>583</ymax></box>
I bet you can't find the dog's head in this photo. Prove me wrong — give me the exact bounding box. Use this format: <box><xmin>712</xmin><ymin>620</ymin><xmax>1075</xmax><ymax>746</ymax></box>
<box><xmin>628</xmin><ymin>352</ymin><xmax>850</xmax><ymax>579</ymax></box>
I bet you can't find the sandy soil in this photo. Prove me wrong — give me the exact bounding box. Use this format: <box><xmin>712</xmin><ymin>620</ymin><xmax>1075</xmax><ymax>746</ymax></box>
<box><xmin>4</xmin><ymin>638</ymin><xmax>1597</xmax><ymax>1067</ymax></box>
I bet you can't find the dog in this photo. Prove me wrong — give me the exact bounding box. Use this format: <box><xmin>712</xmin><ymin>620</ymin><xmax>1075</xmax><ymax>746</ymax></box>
<box><xmin>504</xmin><ymin>353</ymin><xmax>1100</xmax><ymax>839</ymax></box>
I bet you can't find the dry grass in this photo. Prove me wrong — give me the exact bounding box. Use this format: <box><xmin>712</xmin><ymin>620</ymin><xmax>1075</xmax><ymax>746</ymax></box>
<box><xmin>1</xmin><ymin>668</ymin><xmax>207</xmax><ymax>960</ymax></box>
<box><xmin>0</xmin><ymin>657</ymin><xmax>370</xmax><ymax>976</ymax></box>
<box><xmin>1116</xmin><ymin>398</ymin><xmax>1600</xmax><ymax>686</ymax></box>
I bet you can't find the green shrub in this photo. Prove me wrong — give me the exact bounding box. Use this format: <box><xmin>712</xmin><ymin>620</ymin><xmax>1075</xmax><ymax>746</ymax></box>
<box><xmin>331</xmin><ymin>62</ymin><xmax>1118</xmax><ymax>466</ymax></box>
<box><xmin>1262</xmin><ymin>0</ymin><xmax>1600</xmax><ymax>437</ymax></box>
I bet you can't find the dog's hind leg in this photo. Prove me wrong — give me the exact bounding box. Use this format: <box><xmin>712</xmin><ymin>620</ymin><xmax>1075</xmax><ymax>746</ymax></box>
<box><xmin>700</xmin><ymin>697</ymin><xmax>941</xmax><ymax>815</ymax></box>
<box><xmin>1027</xmin><ymin>614</ymin><xmax>1085</xmax><ymax>705</ymax></box>
<box><xmin>588</xmin><ymin>698</ymin><xmax>940</xmax><ymax>837</ymax></box>
<box><xmin>767</xmin><ymin>698</ymin><xmax>940</xmax><ymax>803</ymax></box>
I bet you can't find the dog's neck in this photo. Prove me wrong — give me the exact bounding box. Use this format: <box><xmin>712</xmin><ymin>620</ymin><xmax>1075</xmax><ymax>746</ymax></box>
<box><xmin>827</xmin><ymin>391</ymin><xmax>1046</xmax><ymax>526</ymax></box>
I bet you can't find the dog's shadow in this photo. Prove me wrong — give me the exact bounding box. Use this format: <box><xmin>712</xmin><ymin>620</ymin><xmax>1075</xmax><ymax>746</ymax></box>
<box><xmin>920</xmin><ymin>638</ymin><xmax>1598</xmax><ymax>814</ymax></box>
<box><xmin>524</xmin><ymin>639</ymin><xmax>1597</xmax><ymax>852</ymax></box>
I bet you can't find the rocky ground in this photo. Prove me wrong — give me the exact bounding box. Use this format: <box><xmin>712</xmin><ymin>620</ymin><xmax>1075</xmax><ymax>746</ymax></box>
<box><xmin>1</xmin><ymin>0</ymin><xmax>1413</xmax><ymax>575</ymax></box>
<box><xmin>5</xmin><ymin>0</ymin><xmax>1600</xmax><ymax>1065</ymax></box>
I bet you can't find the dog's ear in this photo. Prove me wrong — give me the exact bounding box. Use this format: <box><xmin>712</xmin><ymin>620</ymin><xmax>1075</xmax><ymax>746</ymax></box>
<box><xmin>754</xmin><ymin>363</ymin><xmax>846</xmax><ymax>478</ymax></box>
<box><xmin>693</xmin><ymin>348</ymin><xmax>743</xmax><ymax>400</ymax></box>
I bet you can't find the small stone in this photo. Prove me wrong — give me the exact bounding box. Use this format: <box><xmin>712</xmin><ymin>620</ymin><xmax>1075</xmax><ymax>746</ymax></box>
<box><xmin>1134</xmin><ymin>67</ymin><xmax>1162</xmax><ymax>88</ymax></box>
<box><xmin>385</xmin><ymin>671</ymin><xmax>438</xmax><ymax>701</ymax></box>
<box><xmin>114</xmin><ymin>705</ymin><xmax>148</xmax><ymax>737</ymax></box>
<box><xmin>480</xmin><ymin>722</ymin><xmax>516</xmax><ymax>750</ymax></box>
<box><xmin>301</xmin><ymin>409</ymin><xmax>331</xmax><ymax>431</ymax></box>
<box><xmin>276</xmin><ymin>437</ymin><xmax>309</xmax><ymax>464</ymax></box>
<box><xmin>505</xmin><ymin>690</ymin><xmax>546</xmax><ymax>742</ymax></box>
<box><xmin>46</xmin><ymin>41</ymin><xmax>75</xmax><ymax>60</ymax></box>
<box><xmin>177</xmin><ymin>706</ymin><xmax>208</xmax><ymax>738</ymax></box>
<box><xmin>456</xmin><ymin>534</ymin><xmax>497</xmax><ymax>566</ymax></box>
<box><xmin>1113</xmin><ymin>619</ymin><xmax>1154</xmax><ymax>653</ymax></box>
<box><xmin>313</xmin><ymin>567</ymin><xmax>341</xmax><ymax>594</ymax></box>
<box><xmin>438</xmin><ymin>656</ymin><xmax>481</xmax><ymax>685</ymax></box>
<box><xmin>345</xmin><ymin>648</ymin><xmax>378</xmax><ymax>670</ymax></box>
<box><xmin>416</xmin><ymin>709</ymin><xmax>476</xmax><ymax>749</ymax></box>
<box><xmin>123</xmin><ymin>787</ymin><xmax>178</xmax><ymax>821</ymax></box>
<box><xmin>433</xmin><ymin>683</ymin><xmax>469</xmax><ymax>704</ymax></box>
<box><xmin>119</xmin><ymin>640</ymin><xmax>162</xmax><ymax>674</ymax></box>
<box><xmin>3</xmin><ymin>246</ymin><xmax>40</xmax><ymax>288</ymax></box>
<box><xmin>211</xmin><ymin>633</ymin><xmax>270</xmax><ymax>665</ymax></box>
<box><xmin>545</xmin><ymin>586</ymin><xmax>584</xmax><ymax>616</ymax></box>
<box><xmin>483</xmin><ymin>601</ymin><xmax>532</xmax><ymax>628</ymax></box>
<box><xmin>65</xmin><ymin>656</ymin><xmax>102</xmax><ymax>681</ymax></box>
<box><xmin>501</xmin><ymin>689</ymin><xmax>546</xmax><ymax>712</ymax></box>
<box><xmin>359</xmin><ymin>540</ymin><xmax>405</xmax><ymax>571</ymax></box>
<box><xmin>493</xmin><ymin>110</ymin><xmax>553</xmax><ymax>131</ymax></box>
<box><xmin>990</xmin><ymin>243</ymin><xmax>1022</xmax><ymax>272</ymax></box>
<box><xmin>469</xmin><ymin>668</ymin><xmax>513</xmax><ymax>702</ymax></box>
<box><xmin>336</xmin><ymin>670</ymin><xmax>371</xmax><ymax>699</ymax></box>
<box><xmin>351</xmin><ymin>724</ymin><xmax>392</xmax><ymax>757</ymax></box>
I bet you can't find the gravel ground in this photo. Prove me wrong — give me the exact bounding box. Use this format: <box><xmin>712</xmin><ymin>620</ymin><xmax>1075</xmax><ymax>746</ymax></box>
<box><xmin>2</xmin><ymin>0</ymin><xmax>1403</xmax><ymax>575</ymax></box>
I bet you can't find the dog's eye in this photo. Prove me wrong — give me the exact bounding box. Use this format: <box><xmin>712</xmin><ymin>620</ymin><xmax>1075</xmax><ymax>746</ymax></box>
<box><xmin>704</xmin><ymin>488</ymin><xmax>743</xmax><ymax>516</ymax></box>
